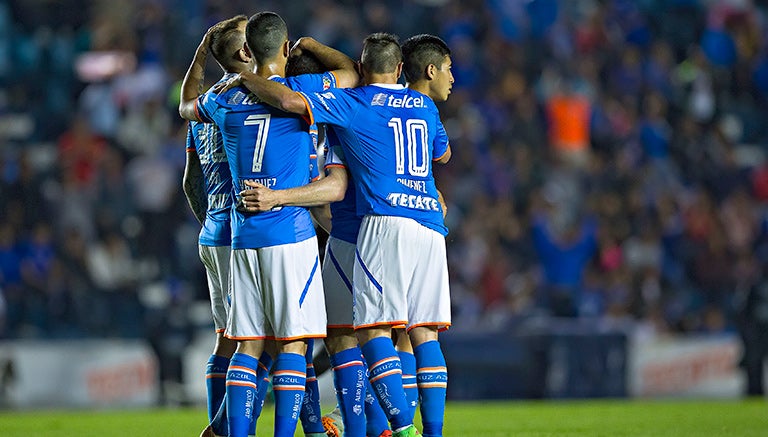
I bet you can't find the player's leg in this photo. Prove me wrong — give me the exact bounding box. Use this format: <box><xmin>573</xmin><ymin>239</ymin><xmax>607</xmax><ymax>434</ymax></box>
<box><xmin>322</xmin><ymin>237</ymin><xmax>369</xmax><ymax>437</ymax></box>
<box><xmin>225</xmin><ymin>248</ymin><xmax>269</xmax><ymax>437</ymax></box>
<box><xmin>325</xmin><ymin>328</ymin><xmax>367</xmax><ymax>437</ymax></box>
<box><xmin>354</xmin><ymin>216</ymin><xmax>417</xmax><ymax>436</ymax></box>
<box><xmin>393</xmin><ymin>327</ymin><xmax>417</xmax><ymax>421</ymax></box>
<box><xmin>406</xmin><ymin>226</ymin><xmax>451</xmax><ymax>437</ymax></box>
<box><xmin>300</xmin><ymin>339</ymin><xmax>327</xmax><ymax>437</ymax></box>
<box><xmin>199</xmin><ymin>245</ymin><xmax>236</xmax><ymax>436</ymax></box>
<box><xmin>262</xmin><ymin>236</ymin><xmax>327</xmax><ymax>437</ymax></box>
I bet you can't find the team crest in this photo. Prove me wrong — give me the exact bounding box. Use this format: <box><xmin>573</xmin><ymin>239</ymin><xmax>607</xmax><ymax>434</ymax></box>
<box><xmin>323</xmin><ymin>76</ymin><xmax>331</xmax><ymax>90</ymax></box>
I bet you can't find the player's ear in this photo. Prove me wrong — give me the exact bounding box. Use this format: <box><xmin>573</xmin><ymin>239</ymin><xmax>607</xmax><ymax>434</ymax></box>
<box><xmin>282</xmin><ymin>40</ymin><xmax>291</xmax><ymax>58</ymax></box>
<box><xmin>395</xmin><ymin>61</ymin><xmax>403</xmax><ymax>80</ymax></box>
<box><xmin>426</xmin><ymin>63</ymin><xmax>436</xmax><ymax>80</ymax></box>
<box><xmin>242</xmin><ymin>42</ymin><xmax>252</xmax><ymax>58</ymax></box>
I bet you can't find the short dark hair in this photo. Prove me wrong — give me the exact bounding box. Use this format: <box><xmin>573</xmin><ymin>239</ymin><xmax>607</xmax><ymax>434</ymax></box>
<box><xmin>209</xmin><ymin>15</ymin><xmax>247</xmax><ymax>72</ymax></box>
<box><xmin>361</xmin><ymin>32</ymin><xmax>402</xmax><ymax>75</ymax></box>
<box><xmin>401</xmin><ymin>34</ymin><xmax>451</xmax><ymax>83</ymax></box>
<box><xmin>286</xmin><ymin>50</ymin><xmax>325</xmax><ymax>76</ymax></box>
<box><xmin>245</xmin><ymin>12</ymin><xmax>288</xmax><ymax>64</ymax></box>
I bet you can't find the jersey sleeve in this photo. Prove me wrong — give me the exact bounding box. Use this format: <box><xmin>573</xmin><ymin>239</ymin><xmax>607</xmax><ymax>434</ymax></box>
<box><xmin>323</xmin><ymin>127</ymin><xmax>347</xmax><ymax>170</ymax></box>
<box><xmin>185</xmin><ymin>122</ymin><xmax>196</xmax><ymax>153</ymax></box>
<box><xmin>297</xmin><ymin>88</ymin><xmax>356</xmax><ymax>129</ymax></box>
<box><xmin>195</xmin><ymin>92</ymin><xmax>216</xmax><ymax>124</ymax></box>
<box><xmin>432</xmin><ymin>115</ymin><xmax>450</xmax><ymax>162</ymax></box>
<box><xmin>283</xmin><ymin>71</ymin><xmax>337</xmax><ymax>93</ymax></box>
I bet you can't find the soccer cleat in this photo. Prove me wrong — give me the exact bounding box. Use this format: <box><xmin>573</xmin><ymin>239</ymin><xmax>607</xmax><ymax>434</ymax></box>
<box><xmin>392</xmin><ymin>425</ymin><xmax>421</xmax><ymax>437</ymax></box>
<box><xmin>199</xmin><ymin>424</ymin><xmax>225</xmax><ymax>437</ymax></box>
<box><xmin>371</xmin><ymin>430</ymin><xmax>393</xmax><ymax>437</ymax></box>
<box><xmin>321</xmin><ymin>407</ymin><xmax>344</xmax><ymax>437</ymax></box>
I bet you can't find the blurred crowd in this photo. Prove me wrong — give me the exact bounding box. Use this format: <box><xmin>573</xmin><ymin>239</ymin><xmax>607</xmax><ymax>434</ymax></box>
<box><xmin>2</xmin><ymin>0</ymin><xmax>768</xmax><ymax>351</ymax></box>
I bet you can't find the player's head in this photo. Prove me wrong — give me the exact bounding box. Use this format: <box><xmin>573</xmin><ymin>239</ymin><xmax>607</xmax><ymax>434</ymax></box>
<box><xmin>402</xmin><ymin>34</ymin><xmax>454</xmax><ymax>102</ymax></box>
<box><xmin>286</xmin><ymin>49</ymin><xmax>325</xmax><ymax>77</ymax></box>
<box><xmin>245</xmin><ymin>12</ymin><xmax>290</xmax><ymax>66</ymax></box>
<box><xmin>360</xmin><ymin>32</ymin><xmax>402</xmax><ymax>80</ymax></box>
<box><xmin>208</xmin><ymin>15</ymin><xmax>250</xmax><ymax>73</ymax></box>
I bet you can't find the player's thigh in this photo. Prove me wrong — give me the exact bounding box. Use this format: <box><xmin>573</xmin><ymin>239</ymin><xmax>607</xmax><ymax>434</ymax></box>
<box><xmin>199</xmin><ymin>244</ymin><xmax>231</xmax><ymax>331</ymax></box>
<box><xmin>407</xmin><ymin>227</ymin><xmax>450</xmax><ymax>330</ymax></box>
<box><xmin>321</xmin><ymin>237</ymin><xmax>355</xmax><ymax>329</ymax></box>
<box><xmin>353</xmin><ymin>216</ymin><xmax>412</xmax><ymax>327</ymax></box>
<box><xmin>259</xmin><ymin>236</ymin><xmax>326</xmax><ymax>340</ymax></box>
<box><xmin>227</xmin><ymin>248</ymin><xmax>268</xmax><ymax>340</ymax></box>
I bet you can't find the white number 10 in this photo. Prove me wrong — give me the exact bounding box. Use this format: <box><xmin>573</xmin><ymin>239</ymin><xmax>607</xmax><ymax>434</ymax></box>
<box><xmin>244</xmin><ymin>113</ymin><xmax>271</xmax><ymax>172</ymax></box>
<box><xmin>388</xmin><ymin>117</ymin><xmax>429</xmax><ymax>177</ymax></box>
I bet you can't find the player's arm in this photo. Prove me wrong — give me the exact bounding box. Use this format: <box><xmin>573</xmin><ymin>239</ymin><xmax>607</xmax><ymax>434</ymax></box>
<box><xmin>434</xmin><ymin>145</ymin><xmax>451</xmax><ymax>164</ymax></box>
<box><xmin>219</xmin><ymin>71</ymin><xmax>309</xmax><ymax>116</ymax></box>
<box><xmin>293</xmin><ymin>37</ymin><xmax>359</xmax><ymax>88</ymax></box>
<box><xmin>310</xmin><ymin>205</ymin><xmax>332</xmax><ymax>234</ymax></box>
<box><xmin>178</xmin><ymin>26</ymin><xmax>214</xmax><ymax>121</ymax></box>
<box><xmin>183</xmin><ymin>149</ymin><xmax>207</xmax><ymax>224</ymax></box>
<box><xmin>240</xmin><ymin>166</ymin><xmax>347</xmax><ymax>212</ymax></box>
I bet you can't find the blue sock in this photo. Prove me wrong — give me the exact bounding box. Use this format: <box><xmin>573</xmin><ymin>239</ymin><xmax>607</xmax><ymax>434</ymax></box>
<box><xmin>361</xmin><ymin>336</ymin><xmax>411</xmax><ymax>431</ymax></box>
<box><xmin>361</xmin><ymin>354</ymin><xmax>390</xmax><ymax>437</ymax></box>
<box><xmin>272</xmin><ymin>352</ymin><xmax>307</xmax><ymax>437</ymax></box>
<box><xmin>301</xmin><ymin>340</ymin><xmax>325</xmax><ymax>434</ymax></box>
<box><xmin>210</xmin><ymin>393</ymin><xmax>228</xmax><ymax>436</ymax></box>
<box><xmin>206</xmin><ymin>354</ymin><xmax>230</xmax><ymax>423</ymax></box>
<box><xmin>414</xmin><ymin>341</ymin><xmax>447</xmax><ymax>437</ymax></box>
<box><xmin>250</xmin><ymin>351</ymin><xmax>273</xmax><ymax>436</ymax></box>
<box><xmin>226</xmin><ymin>353</ymin><xmax>260</xmax><ymax>437</ymax></box>
<box><xmin>330</xmin><ymin>347</ymin><xmax>366</xmax><ymax>437</ymax></box>
<box><xmin>398</xmin><ymin>350</ymin><xmax>418</xmax><ymax>420</ymax></box>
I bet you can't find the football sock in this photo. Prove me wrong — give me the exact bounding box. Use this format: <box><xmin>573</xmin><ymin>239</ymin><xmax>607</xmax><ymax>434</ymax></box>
<box><xmin>362</xmin><ymin>354</ymin><xmax>391</xmax><ymax>437</ymax></box>
<box><xmin>300</xmin><ymin>340</ymin><xmax>326</xmax><ymax>434</ymax></box>
<box><xmin>329</xmin><ymin>346</ymin><xmax>367</xmax><ymax>437</ymax></box>
<box><xmin>226</xmin><ymin>353</ymin><xmax>260</xmax><ymax>437</ymax></box>
<box><xmin>210</xmin><ymin>393</ymin><xmax>228</xmax><ymax>436</ymax></box>
<box><xmin>206</xmin><ymin>354</ymin><xmax>230</xmax><ymax>423</ymax></box>
<box><xmin>361</xmin><ymin>336</ymin><xmax>411</xmax><ymax>431</ymax></box>
<box><xmin>398</xmin><ymin>350</ymin><xmax>418</xmax><ymax>420</ymax></box>
<box><xmin>272</xmin><ymin>352</ymin><xmax>307</xmax><ymax>437</ymax></box>
<box><xmin>250</xmin><ymin>351</ymin><xmax>274</xmax><ymax>435</ymax></box>
<box><xmin>414</xmin><ymin>341</ymin><xmax>447</xmax><ymax>437</ymax></box>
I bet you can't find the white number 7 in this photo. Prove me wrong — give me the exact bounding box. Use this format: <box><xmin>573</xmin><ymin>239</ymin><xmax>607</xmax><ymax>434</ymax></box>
<box><xmin>244</xmin><ymin>113</ymin><xmax>271</xmax><ymax>172</ymax></box>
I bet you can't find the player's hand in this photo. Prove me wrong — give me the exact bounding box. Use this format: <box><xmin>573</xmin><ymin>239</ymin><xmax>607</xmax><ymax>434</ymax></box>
<box><xmin>292</xmin><ymin>37</ymin><xmax>317</xmax><ymax>53</ymax></box>
<box><xmin>212</xmin><ymin>73</ymin><xmax>242</xmax><ymax>94</ymax></box>
<box><xmin>239</xmin><ymin>180</ymin><xmax>281</xmax><ymax>212</ymax></box>
<box><xmin>437</xmin><ymin>189</ymin><xmax>448</xmax><ymax>218</ymax></box>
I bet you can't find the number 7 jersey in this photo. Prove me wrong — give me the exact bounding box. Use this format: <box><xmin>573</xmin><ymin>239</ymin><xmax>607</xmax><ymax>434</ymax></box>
<box><xmin>196</xmin><ymin>72</ymin><xmax>338</xmax><ymax>249</ymax></box>
<box><xmin>298</xmin><ymin>84</ymin><xmax>450</xmax><ymax>236</ymax></box>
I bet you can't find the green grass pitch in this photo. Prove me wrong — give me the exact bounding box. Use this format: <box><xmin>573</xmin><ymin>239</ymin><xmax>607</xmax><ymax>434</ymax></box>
<box><xmin>0</xmin><ymin>399</ymin><xmax>766</xmax><ymax>436</ymax></box>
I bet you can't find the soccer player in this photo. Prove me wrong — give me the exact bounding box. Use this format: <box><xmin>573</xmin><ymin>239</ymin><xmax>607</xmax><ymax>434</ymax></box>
<box><xmin>229</xmin><ymin>32</ymin><xmax>453</xmax><ymax>437</ymax></box>
<box><xmin>183</xmin><ymin>12</ymin><xmax>358</xmax><ymax>437</ymax></box>
<box><xmin>178</xmin><ymin>15</ymin><xmax>252</xmax><ymax>437</ymax></box>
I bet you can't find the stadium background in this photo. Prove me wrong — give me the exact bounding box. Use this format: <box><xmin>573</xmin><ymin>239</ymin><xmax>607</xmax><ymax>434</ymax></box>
<box><xmin>0</xmin><ymin>0</ymin><xmax>767</xmax><ymax>410</ymax></box>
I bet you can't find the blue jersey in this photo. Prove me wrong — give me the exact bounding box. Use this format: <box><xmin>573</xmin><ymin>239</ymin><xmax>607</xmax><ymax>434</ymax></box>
<box><xmin>186</xmin><ymin>120</ymin><xmax>232</xmax><ymax>246</ymax></box>
<box><xmin>196</xmin><ymin>72</ymin><xmax>338</xmax><ymax>249</ymax></box>
<box><xmin>308</xmin><ymin>124</ymin><xmax>320</xmax><ymax>182</ymax></box>
<box><xmin>299</xmin><ymin>84</ymin><xmax>450</xmax><ymax>236</ymax></box>
<box><xmin>323</xmin><ymin>127</ymin><xmax>360</xmax><ymax>244</ymax></box>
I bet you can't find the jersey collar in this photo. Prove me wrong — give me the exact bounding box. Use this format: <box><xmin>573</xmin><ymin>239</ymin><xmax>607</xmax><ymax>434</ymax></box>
<box><xmin>370</xmin><ymin>83</ymin><xmax>405</xmax><ymax>90</ymax></box>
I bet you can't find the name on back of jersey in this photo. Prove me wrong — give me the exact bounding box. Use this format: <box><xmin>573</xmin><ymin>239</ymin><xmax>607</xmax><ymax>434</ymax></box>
<box><xmin>371</xmin><ymin>93</ymin><xmax>425</xmax><ymax>108</ymax></box>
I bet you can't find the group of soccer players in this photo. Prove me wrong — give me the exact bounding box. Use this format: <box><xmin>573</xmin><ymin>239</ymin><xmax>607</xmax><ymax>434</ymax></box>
<box><xmin>179</xmin><ymin>10</ymin><xmax>454</xmax><ymax>437</ymax></box>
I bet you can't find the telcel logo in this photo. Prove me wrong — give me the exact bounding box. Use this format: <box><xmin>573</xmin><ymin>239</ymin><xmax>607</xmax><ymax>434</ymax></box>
<box><xmin>387</xmin><ymin>95</ymin><xmax>425</xmax><ymax>108</ymax></box>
